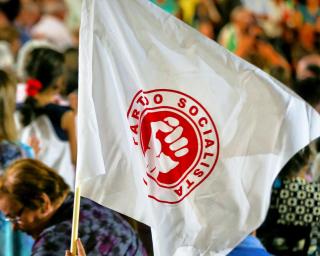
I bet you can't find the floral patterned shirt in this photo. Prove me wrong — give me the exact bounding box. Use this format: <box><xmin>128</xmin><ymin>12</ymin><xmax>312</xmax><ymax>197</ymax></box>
<box><xmin>32</xmin><ymin>193</ymin><xmax>147</xmax><ymax>256</ymax></box>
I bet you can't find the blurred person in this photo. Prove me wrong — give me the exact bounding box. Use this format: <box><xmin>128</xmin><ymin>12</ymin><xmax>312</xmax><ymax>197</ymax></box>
<box><xmin>15</xmin><ymin>39</ymin><xmax>56</xmax><ymax>104</ymax></box>
<box><xmin>193</xmin><ymin>0</ymin><xmax>221</xmax><ymax>26</ymax></box>
<box><xmin>192</xmin><ymin>0</ymin><xmax>221</xmax><ymax>39</ymax></box>
<box><xmin>257</xmin><ymin>146</ymin><xmax>320</xmax><ymax>256</ymax></box>
<box><xmin>17</xmin><ymin>47</ymin><xmax>77</xmax><ymax>189</ymax></box>
<box><xmin>0</xmin><ymin>25</ymin><xmax>22</xmax><ymax>58</ymax></box>
<box><xmin>14</xmin><ymin>0</ymin><xmax>41</xmax><ymax>44</ymax></box>
<box><xmin>214</xmin><ymin>0</ymin><xmax>241</xmax><ymax>29</ymax></box>
<box><xmin>0</xmin><ymin>159</ymin><xmax>147</xmax><ymax>256</ymax></box>
<box><xmin>0</xmin><ymin>70</ymin><xmax>34</xmax><ymax>171</ymax></box>
<box><xmin>0</xmin><ymin>69</ymin><xmax>34</xmax><ymax>256</ymax></box>
<box><xmin>218</xmin><ymin>6</ymin><xmax>255</xmax><ymax>52</ymax></box>
<box><xmin>0</xmin><ymin>0</ymin><xmax>32</xmax><ymax>49</ymax></box>
<box><xmin>15</xmin><ymin>39</ymin><xmax>56</xmax><ymax>81</ymax></box>
<box><xmin>219</xmin><ymin>6</ymin><xmax>291</xmax><ymax>81</ymax></box>
<box><xmin>30</xmin><ymin>0</ymin><xmax>73</xmax><ymax>50</ymax></box>
<box><xmin>293</xmin><ymin>75</ymin><xmax>320</xmax><ymax>183</ymax></box>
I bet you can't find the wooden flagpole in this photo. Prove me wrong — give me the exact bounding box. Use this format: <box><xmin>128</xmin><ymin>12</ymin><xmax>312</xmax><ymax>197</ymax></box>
<box><xmin>70</xmin><ymin>186</ymin><xmax>81</xmax><ymax>255</ymax></box>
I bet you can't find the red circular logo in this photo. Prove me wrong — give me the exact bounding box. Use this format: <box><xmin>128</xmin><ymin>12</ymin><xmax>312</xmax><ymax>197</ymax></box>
<box><xmin>127</xmin><ymin>89</ymin><xmax>219</xmax><ymax>204</ymax></box>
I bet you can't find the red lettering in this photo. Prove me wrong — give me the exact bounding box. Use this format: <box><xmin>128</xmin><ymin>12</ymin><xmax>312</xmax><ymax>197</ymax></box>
<box><xmin>189</xmin><ymin>106</ymin><xmax>198</xmax><ymax>116</ymax></box>
<box><xmin>130</xmin><ymin>125</ymin><xmax>139</xmax><ymax>134</ymax></box>
<box><xmin>186</xmin><ymin>179</ymin><xmax>195</xmax><ymax>189</ymax></box>
<box><xmin>198</xmin><ymin>117</ymin><xmax>208</xmax><ymax>127</ymax></box>
<box><xmin>200</xmin><ymin>162</ymin><xmax>209</xmax><ymax>168</ymax></box>
<box><xmin>203</xmin><ymin>152</ymin><xmax>214</xmax><ymax>159</ymax></box>
<box><xmin>203</xmin><ymin>129</ymin><xmax>212</xmax><ymax>135</ymax></box>
<box><xmin>174</xmin><ymin>186</ymin><xmax>183</xmax><ymax>196</ymax></box>
<box><xmin>131</xmin><ymin>109</ymin><xmax>140</xmax><ymax>120</ymax></box>
<box><xmin>133</xmin><ymin>137</ymin><xmax>138</xmax><ymax>145</ymax></box>
<box><xmin>194</xmin><ymin>169</ymin><xmax>204</xmax><ymax>177</ymax></box>
<box><xmin>136</xmin><ymin>96</ymin><xmax>149</xmax><ymax>106</ymax></box>
<box><xmin>178</xmin><ymin>98</ymin><xmax>186</xmax><ymax>108</ymax></box>
<box><xmin>205</xmin><ymin>139</ymin><xmax>215</xmax><ymax>148</ymax></box>
<box><xmin>154</xmin><ymin>94</ymin><xmax>163</xmax><ymax>104</ymax></box>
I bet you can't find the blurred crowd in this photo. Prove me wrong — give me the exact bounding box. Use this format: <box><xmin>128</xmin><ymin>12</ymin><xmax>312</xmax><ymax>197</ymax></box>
<box><xmin>152</xmin><ymin>0</ymin><xmax>320</xmax><ymax>86</ymax></box>
<box><xmin>0</xmin><ymin>0</ymin><xmax>319</xmax><ymax>255</ymax></box>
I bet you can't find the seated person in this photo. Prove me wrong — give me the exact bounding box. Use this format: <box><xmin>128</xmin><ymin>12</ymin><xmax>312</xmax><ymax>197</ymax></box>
<box><xmin>0</xmin><ymin>159</ymin><xmax>147</xmax><ymax>256</ymax></box>
<box><xmin>257</xmin><ymin>146</ymin><xmax>320</xmax><ymax>256</ymax></box>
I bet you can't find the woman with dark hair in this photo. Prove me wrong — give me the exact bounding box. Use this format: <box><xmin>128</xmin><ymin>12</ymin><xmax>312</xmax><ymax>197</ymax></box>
<box><xmin>17</xmin><ymin>47</ymin><xmax>76</xmax><ymax>189</ymax></box>
<box><xmin>257</xmin><ymin>146</ymin><xmax>320</xmax><ymax>256</ymax></box>
<box><xmin>0</xmin><ymin>159</ymin><xmax>146</xmax><ymax>255</ymax></box>
<box><xmin>0</xmin><ymin>69</ymin><xmax>34</xmax><ymax>256</ymax></box>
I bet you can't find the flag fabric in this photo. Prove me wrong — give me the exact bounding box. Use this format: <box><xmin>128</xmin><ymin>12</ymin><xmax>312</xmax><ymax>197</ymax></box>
<box><xmin>76</xmin><ymin>0</ymin><xmax>320</xmax><ymax>255</ymax></box>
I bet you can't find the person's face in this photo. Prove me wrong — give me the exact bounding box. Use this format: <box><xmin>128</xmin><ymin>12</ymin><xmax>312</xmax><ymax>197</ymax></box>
<box><xmin>0</xmin><ymin>194</ymin><xmax>44</xmax><ymax>237</ymax></box>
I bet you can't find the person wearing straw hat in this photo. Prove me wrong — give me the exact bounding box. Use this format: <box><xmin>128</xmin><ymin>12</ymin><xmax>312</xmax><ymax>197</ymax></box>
<box><xmin>0</xmin><ymin>159</ymin><xmax>146</xmax><ymax>256</ymax></box>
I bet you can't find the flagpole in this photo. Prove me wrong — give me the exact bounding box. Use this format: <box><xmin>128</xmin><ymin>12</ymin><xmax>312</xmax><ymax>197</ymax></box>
<box><xmin>70</xmin><ymin>186</ymin><xmax>81</xmax><ymax>255</ymax></box>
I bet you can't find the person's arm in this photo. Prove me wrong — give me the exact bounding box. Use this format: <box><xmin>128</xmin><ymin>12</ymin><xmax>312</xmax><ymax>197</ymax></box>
<box><xmin>61</xmin><ymin>110</ymin><xmax>77</xmax><ymax>166</ymax></box>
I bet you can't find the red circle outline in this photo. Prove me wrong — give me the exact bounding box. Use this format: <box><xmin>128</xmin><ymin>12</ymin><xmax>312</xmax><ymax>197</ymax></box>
<box><xmin>128</xmin><ymin>89</ymin><xmax>220</xmax><ymax>204</ymax></box>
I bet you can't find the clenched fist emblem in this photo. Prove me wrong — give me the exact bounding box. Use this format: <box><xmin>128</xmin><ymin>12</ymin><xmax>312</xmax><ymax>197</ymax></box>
<box><xmin>144</xmin><ymin>117</ymin><xmax>189</xmax><ymax>176</ymax></box>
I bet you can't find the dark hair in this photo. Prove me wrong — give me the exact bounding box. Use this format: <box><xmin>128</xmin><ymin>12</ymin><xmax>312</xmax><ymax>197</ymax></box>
<box><xmin>19</xmin><ymin>47</ymin><xmax>65</xmax><ymax>126</ymax></box>
<box><xmin>25</xmin><ymin>47</ymin><xmax>65</xmax><ymax>91</ymax></box>
<box><xmin>278</xmin><ymin>146</ymin><xmax>311</xmax><ymax>179</ymax></box>
<box><xmin>0</xmin><ymin>0</ymin><xmax>21</xmax><ymax>22</ymax></box>
<box><xmin>0</xmin><ymin>159</ymin><xmax>69</xmax><ymax>209</ymax></box>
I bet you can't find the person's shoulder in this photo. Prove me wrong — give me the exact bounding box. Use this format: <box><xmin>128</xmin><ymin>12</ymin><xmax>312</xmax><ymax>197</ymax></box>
<box><xmin>44</xmin><ymin>104</ymin><xmax>72</xmax><ymax>113</ymax></box>
<box><xmin>43</xmin><ymin>104</ymin><xmax>73</xmax><ymax>122</ymax></box>
<box><xmin>0</xmin><ymin>141</ymin><xmax>23</xmax><ymax>170</ymax></box>
<box><xmin>32</xmin><ymin>224</ymin><xmax>71</xmax><ymax>256</ymax></box>
<box><xmin>79</xmin><ymin>197</ymin><xmax>134</xmax><ymax>230</ymax></box>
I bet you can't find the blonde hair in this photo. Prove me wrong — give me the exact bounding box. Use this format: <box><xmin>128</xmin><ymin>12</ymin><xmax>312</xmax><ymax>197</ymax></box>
<box><xmin>0</xmin><ymin>159</ymin><xmax>70</xmax><ymax>209</ymax></box>
<box><xmin>0</xmin><ymin>69</ymin><xmax>17</xmax><ymax>141</ymax></box>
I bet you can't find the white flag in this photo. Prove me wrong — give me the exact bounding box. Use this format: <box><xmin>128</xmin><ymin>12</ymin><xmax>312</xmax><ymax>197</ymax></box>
<box><xmin>76</xmin><ymin>0</ymin><xmax>320</xmax><ymax>255</ymax></box>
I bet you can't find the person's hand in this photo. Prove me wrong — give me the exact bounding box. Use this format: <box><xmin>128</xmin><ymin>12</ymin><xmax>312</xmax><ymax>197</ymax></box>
<box><xmin>27</xmin><ymin>135</ymin><xmax>40</xmax><ymax>158</ymax></box>
<box><xmin>144</xmin><ymin>117</ymin><xmax>189</xmax><ymax>177</ymax></box>
<box><xmin>65</xmin><ymin>239</ymin><xmax>86</xmax><ymax>256</ymax></box>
